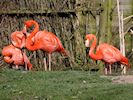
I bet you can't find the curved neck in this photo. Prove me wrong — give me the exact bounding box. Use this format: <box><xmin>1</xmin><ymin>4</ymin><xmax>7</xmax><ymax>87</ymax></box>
<box><xmin>89</xmin><ymin>35</ymin><xmax>101</xmax><ymax>60</ymax></box>
<box><xmin>26</xmin><ymin>21</ymin><xmax>39</xmax><ymax>50</ymax></box>
<box><xmin>28</xmin><ymin>21</ymin><xmax>39</xmax><ymax>39</ymax></box>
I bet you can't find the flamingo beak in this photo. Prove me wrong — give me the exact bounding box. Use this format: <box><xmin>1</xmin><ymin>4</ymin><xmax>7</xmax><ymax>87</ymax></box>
<box><xmin>22</xmin><ymin>25</ymin><xmax>27</xmax><ymax>34</ymax></box>
<box><xmin>85</xmin><ymin>39</ymin><xmax>90</xmax><ymax>54</ymax></box>
<box><xmin>86</xmin><ymin>47</ymin><xmax>90</xmax><ymax>54</ymax></box>
<box><xmin>85</xmin><ymin>39</ymin><xmax>90</xmax><ymax>47</ymax></box>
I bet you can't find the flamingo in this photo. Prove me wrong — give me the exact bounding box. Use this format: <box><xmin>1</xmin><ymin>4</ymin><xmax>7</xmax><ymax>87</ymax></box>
<box><xmin>2</xmin><ymin>44</ymin><xmax>32</xmax><ymax>70</ymax></box>
<box><xmin>10</xmin><ymin>27</ymin><xmax>34</xmax><ymax>70</ymax></box>
<box><xmin>85</xmin><ymin>34</ymin><xmax>130</xmax><ymax>74</ymax></box>
<box><xmin>24</xmin><ymin>20</ymin><xmax>67</xmax><ymax>71</ymax></box>
<box><xmin>11</xmin><ymin>28</ymin><xmax>27</xmax><ymax>48</ymax></box>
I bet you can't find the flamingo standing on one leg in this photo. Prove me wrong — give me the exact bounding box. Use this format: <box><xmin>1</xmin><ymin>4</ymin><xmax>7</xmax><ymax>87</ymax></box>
<box><xmin>85</xmin><ymin>34</ymin><xmax>130</xmax><ymax>75</ymax></box>
<box><xmin>2</xmin><ymin>44</ymin><xmax>32</xmax><ymax>70</ymax></box>
<box><xmin>24</xmin><ymin>20</ymin><xmax>67</xmax><ymax>71</ymax></box>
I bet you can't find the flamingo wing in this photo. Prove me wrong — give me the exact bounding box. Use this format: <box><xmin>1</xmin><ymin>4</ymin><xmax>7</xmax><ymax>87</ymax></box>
<box><xmin>11</xmin><ymin>48</ymin><xmax>24</xmax><ymax>65</ymax></box>
<box><xmin>33</xmin><ymin>31</ymin><xmax>59</xmax><ymax>53</ymax></box>
<box><xmin>97</xmin><ymin>43</ymin><xmax>122</xmax><ymax>63</ymax></box>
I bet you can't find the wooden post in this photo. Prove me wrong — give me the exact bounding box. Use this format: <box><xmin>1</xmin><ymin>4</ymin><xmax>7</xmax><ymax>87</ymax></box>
<box><xmin>24</xmin><ymin>49</ymin><xmax>28</xmax><ymax>71</ymax></box>
<box><xmin>107</xmin><ymin>0</ymin><xmax>112</xmax><ymax>43</ymax></box>
<box><xmin>96</xmin><ymin>9</ymin><xmax>100</xmax><ymax>35</ymax></box>
<box><xmin>99</xmin><ymin>0</ymin><xmax>108</xmax><ymax>43</ymax></box>
<box><xmin>121</xmin><ymin>11</ymin><xmax>125</xmax><ymax>56</ymax></box>
<box><xmin>117</xmin><ymin>0</ymin><xmax>122</xmax><ymax>53</ymax></box>
<box><xmin>74</xmin><ymin>0</ymin><xmax>87</xmax><ymax>66</ymax></box>
<box><xmin>117</xmin><ymin>0</ymin><xmax>126</xmax><ymax>74</ymax></box>
<box><xmin>121</xmin><ymin>11</ymin><xmax>126</xmax><ymax>74</ymax></box>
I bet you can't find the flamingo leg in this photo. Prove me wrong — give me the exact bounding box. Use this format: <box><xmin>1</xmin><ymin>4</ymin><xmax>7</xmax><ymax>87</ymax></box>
<box><xmin>15</xmin><ymin>65</ymin><xmax>19</xmax><ymax>69</ymax></box>
<box><xmin>23</xmin><ymin>49</ymin><xmax>27</xmax><ymax>71</ymax></box>
<box><xmin>105</xmin><ymin>68</ymin><xmax>108</xmax><ymax>75</ymax></box>
<box><xmin>109</xmin><ymin>64</ymin><xmax>112</xmax><ymax>74</ymax></box>
<box><xmin>104</xmin><ymin>63</ymin><xmax>108</xmax><ymax>75</ymax></box>
<box><xmin>123</xmin><ymin>66</ymin><xmax>126</xmax><ymax>74</ymax></box>
<box><xmin>48</xmin><ymin>53</ymin><xmax>52</xmax><ymax>71</ymax></box>
<box><xmin>25</xmin><ymin>63</ymin><xmax>27</xmax><ymax>71</ymax></box>
<box><xmin>44</xmin><ymin>58</ymin><xmax>47</xmax><ymax>71</ymax></box>
<box><xmin>121</xmin><ymin>65</ymin><xmax>126</xmax><ymax>74</ymax></box>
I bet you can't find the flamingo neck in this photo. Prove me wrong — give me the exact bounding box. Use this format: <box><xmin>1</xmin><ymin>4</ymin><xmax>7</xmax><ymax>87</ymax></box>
<box><xmin>26</xmin><ymin>21</ymin><xmax>39</xmax><ymax>51</ymax></box>
<box><xmin>89</xmin><ymin>35</ymin><xmax>100</xmax><ymax>60</ymax></box>
<box><xmin>28</xmin><ymin>21</ymin><xmax>39</xmax><ymax>39</ymax></box>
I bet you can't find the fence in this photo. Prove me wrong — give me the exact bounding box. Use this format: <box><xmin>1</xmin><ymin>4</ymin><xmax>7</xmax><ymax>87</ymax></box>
<box><xmin>0</xmin><ymin>0</ymin><xmax>132</xmax><ymax>70</ymax></box>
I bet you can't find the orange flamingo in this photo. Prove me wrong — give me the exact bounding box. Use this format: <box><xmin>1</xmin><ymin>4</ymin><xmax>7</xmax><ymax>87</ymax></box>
<box><xmin>85</xmin><ymin>34</ymin><xmax>130</xmax><ymax>74</ymax></box>
<box><xmin>2</xmin><ymin>44</ymin><xmax>32</xmax><ymax>70</ymax></box>
<box><xmin>11</xmin><ymin>28</ymin><xmax>27</xmax><ymax>48</ymax></box>
<box><xmin>24</xmin><ymin>20</ymin><xmax>67</xmax><ymax>71</ymax></box>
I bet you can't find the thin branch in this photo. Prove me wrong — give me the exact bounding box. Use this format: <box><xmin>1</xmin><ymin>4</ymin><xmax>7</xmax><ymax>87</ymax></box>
<box><xmin>124</xmin><ymin>25</ymin><xmax>133</xmax><ymax>35</ymax></box>
<box><xmin>123</xmin><ymin>15</ymin><xmax>133</xmax><ymax>21</ymax></box>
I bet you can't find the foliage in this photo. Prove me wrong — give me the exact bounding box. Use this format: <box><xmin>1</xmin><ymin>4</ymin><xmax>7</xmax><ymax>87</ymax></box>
<box><xmin>0</xmin><ymin>68</ymin><xmax>133</xmax><ymax>100</ymax></box>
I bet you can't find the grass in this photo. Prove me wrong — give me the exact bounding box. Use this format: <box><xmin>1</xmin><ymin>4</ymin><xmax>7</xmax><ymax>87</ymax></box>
<box><xmin>0</xmin><ymin>68</ymin><xmax>133</xmax><ymax>100</ymax></box>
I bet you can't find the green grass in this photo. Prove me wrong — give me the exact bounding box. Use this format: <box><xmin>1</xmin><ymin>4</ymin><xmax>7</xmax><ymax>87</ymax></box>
<box><xmin>0</xmin><ymin>68</ymin><xmax>133</xmax><ymax>100</ymax></box>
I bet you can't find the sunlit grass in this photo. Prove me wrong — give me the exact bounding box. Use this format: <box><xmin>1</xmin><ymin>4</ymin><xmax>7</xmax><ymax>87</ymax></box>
<box><xmin>0</xmin><ymin>68</ymin><xmax>133</xmax><ymax>100</ymax></box>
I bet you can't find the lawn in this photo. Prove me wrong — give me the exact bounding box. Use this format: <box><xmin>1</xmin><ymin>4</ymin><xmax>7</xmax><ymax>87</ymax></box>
<box><xmin>0</xmin><ymin>68</ymin><xmax>133</xmax><ymax>100</ymax></box>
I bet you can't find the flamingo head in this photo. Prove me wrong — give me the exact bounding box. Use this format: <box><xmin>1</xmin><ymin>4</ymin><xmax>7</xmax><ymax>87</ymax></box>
<box><xmin>86</xmin><ymin>34</ymin><xmax>95</xmax><ymax>40</ymax></box>
<box><xmin>24</xmin><ymin>20</ymin><xmax>36</xmax><ymax>28</ymax></box>
<box><xmin>22</xmin><ymin>25</ymin><xmax>30</xmax><ymax>38</ymax></box>
<box><xmin>85</xmin><ymin>34</ymin><xmax>95</xmax><ymax>47</ymax></box>
<box><xmin>85</xmin><ymin>34</ymin><xmax>96</xmax><ymax>54</ymax></box>
<box><xmin>85</xmin><ymin>34</ymin><xmax>91</xmax><ymax>47</ymax></box>
<box><xmin>11</xmin><ymin>31</ymin><xmax>26</xmax><ymax>48</ymax></box>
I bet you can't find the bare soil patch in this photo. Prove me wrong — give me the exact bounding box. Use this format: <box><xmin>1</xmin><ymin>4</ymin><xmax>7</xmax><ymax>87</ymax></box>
<box><xmin>111</xmin><ymin>75</ymin><xmax>133</xmax><ymax>84</ymax></box>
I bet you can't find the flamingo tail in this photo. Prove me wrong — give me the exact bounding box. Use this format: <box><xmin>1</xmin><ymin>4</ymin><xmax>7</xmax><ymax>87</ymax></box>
<box><xmin>61</xmin><ymin>48</ymin><xmax>68</xmax><ymax>56</ymax></box>
<box><xmin>121</xmin><ymin>56</ymin><xmax>130</xmax><ymax>68</ymax></box>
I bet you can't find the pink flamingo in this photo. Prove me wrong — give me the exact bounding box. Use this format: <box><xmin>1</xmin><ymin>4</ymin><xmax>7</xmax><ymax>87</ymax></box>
<box><xmin>85</xmin><ymin>34</ymin><xmax>130</xmax><ymax>74</ymax></box>
<box><xmin>11</xmin><ymin>28</ymin><xmax>27</xmax><ymax>48</ymax></box>
<box><xmin>2</xmin><ymin>44</ymin><xmax>32</xmax><ymax>70</ymax></box>
<box><xmin>24</xmin><ymin>20</ymin><xmax>67</xmax><ymax>71</ymax></box>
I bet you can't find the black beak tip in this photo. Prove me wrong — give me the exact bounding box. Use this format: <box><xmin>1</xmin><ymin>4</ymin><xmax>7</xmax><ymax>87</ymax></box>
<box><xmin>86</xmin><ymin>47</ymin><xmax>90</xmax><ymax>54</ymax></box>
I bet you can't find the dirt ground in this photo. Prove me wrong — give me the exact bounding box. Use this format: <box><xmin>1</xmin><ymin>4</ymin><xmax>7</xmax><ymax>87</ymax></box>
<box><xmin>111</xmin><ymin>75</ymin><xmax>133</xmax><ymax>84</ymax></box>
<box><xmin>101</xmin><ymin>75</ymin><xmax>133</xmax><ymax>84</ymax></box>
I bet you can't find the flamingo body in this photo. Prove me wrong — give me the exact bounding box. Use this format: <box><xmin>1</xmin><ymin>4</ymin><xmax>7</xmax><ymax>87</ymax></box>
<box><xmin>95</xmin><ymin>43</ymin><xmax>127</xmax><ymax>64</ymax></box>
<box><xmin>31</xmin><ymin>30</ymin><xmax>66</xmax><ymax>54</ymax></box>
<box><xmin>2</xmin><ymin>45</ymin><xmax>32</xmax><ymax>70</ymax></box>
<box><xmin>24</xmin><ymin>20</ymin><xmax>67</xmax><ymax>55</ymax></box>
<box><xmin>85</xmin><ymin>34</ymin><xmax>129</xmax><ymax>74</ymax></box>
<box><xmin>24</xmin><ymin>20</ymin><xmax>67</xmax><ymax>71</ymax></box>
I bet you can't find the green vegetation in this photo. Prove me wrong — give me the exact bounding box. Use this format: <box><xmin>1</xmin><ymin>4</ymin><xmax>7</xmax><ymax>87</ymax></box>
<box><xmin>0</xmin><ymin>68</ymin><xmax>133</xmax><ymax>100</ymax></box>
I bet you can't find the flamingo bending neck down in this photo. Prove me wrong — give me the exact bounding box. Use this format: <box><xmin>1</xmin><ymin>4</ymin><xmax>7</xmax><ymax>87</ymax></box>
<box><xmin>10</xmin><ymin>27</ymin><xmax>33</xmax><ymax>70</ymax></box>
<box><xmin>24</xmin><ymin>20</ymin><xmax>67</xmax><ymax>71</ymax></box>
<box><xmin>2</xmin><ymin>44</ymin><xmax>32</xmax><ymax>70</ymax></box>
<box><xmin>85</xmin><ymin>34</ymin><xmax>130</xmax><ymax>74</ymax></box>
